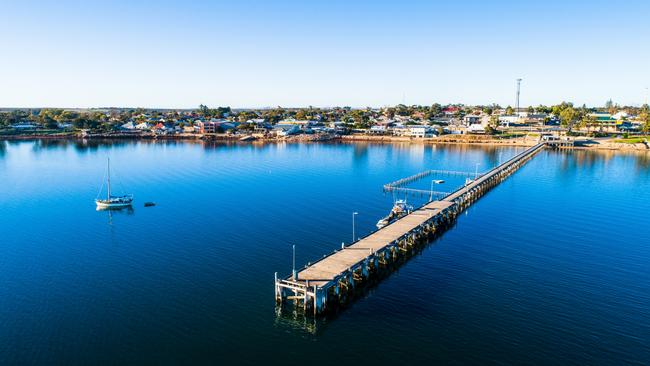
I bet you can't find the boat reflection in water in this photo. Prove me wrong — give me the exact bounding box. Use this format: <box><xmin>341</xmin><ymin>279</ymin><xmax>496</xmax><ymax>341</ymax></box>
<box><xmin>95</xmin><ymin>206</ymin><xmax>134</xmax><ymax>214</ymax></box>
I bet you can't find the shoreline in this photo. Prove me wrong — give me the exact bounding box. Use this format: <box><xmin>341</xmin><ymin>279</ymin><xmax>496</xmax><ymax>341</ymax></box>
<box><xmin>1</xmin><ymin>132</ymin><xmax>648</xmax><ymax>151</ymax></box>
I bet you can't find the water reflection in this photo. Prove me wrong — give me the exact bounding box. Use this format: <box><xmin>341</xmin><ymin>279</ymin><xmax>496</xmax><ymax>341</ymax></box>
<box><xmin>274</xmin><ymin>307</ymin><xmax>320</xmax><ymax>336</ymax></box>
<box><xmin>556</xmin><ymin>149</ymin><xmax>650</xmax><ymax>176</ymax></box>
<box><xmin>3</xmin><ymin>138</ymin><xmax>649</xmax><ymax>174</ymax></box>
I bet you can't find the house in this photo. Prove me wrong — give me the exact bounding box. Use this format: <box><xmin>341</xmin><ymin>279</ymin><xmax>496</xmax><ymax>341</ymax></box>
<box><xmin>196</xmin><ymin>120</ymin><xmax>218</xmax><ymax>133</ymax></box>
<box><xmin>526</xmin><ymin>113</ymin><xmax>548</xmax><ymax>124</ymax></box>
<box><xmin>368</xmin><ymin>125</ymin><xmax>389</xmax><ymax>135</ymax></box>
<box><xmin>467</xmin><ymin>123</ymin><xmax>487</xmax><ymax>133</ymax></box>
<box><xmin>498</xmin><ymin>115</ymin><xmax>519</xmax><ymax>126</ymax></box>
<box><xmin>152</xmin><ymin>123</ymin><xmax>170</xmax><ymax>134</ymax></box>
<box><xmin>588</xmin><ymin>112</ymin><xmax>616</xmax><ymax>123</ymax></box>
<box><xmin>612</xmin><ymin>111</ymin><xmax>629</xmax><ymax>121</ymax></box>
<box><xmin>463</xmin><ymin>115</ymin><xmax>482</xmax><ymax>125</ymax></box>
<box><xmin>391</xmin><ymin>125</ymin><xmax>409</xmax><ymax>137</ymax></box>
<box><xmin>273</xmin><ymin>124</ymin><xmax>300</xmax><ymax>136</ymax></box>
<box><xmin>327</xmin><ymin>121</ymin><xmax>346</xmax><ymax>130</ymax></box>
<box><xmin>408</xmin><ymin>126</ymin><xmax>435</xmax><ymax>138</ymax></box>
<box><xmin>279</xmin><ymin>119</ymin><xmax>313</xmax><ymax>128</ymax></box>
<box><xmin>253</xmin><ymin>123</ymin><xmax>272</xmax><ymax>134</ymax></box>
<box><xmin>246</xmin><ymin>118</ymin><xmax>266</xmax><ymax>125</ymax></box>
<box><xmin>120</xmin><ymin>122</ymin><xmax>135</xmax><ymax>130</ymax></box>
<box><xmin>135</xmin><ymin>122</ymin><xmax>151</xmax><ymax>130</ymax></box>
<box><xmin>617</xmin><ymin>122</ymin><xmax>639</xmax><ymax>132</ymax></box>
<box><xmin>443</xmin><ymin>106</ymin><xmax>461</xmax><ymax>116</ymax></box>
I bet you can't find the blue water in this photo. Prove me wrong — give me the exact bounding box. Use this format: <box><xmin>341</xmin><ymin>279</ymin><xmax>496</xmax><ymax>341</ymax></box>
<box><xmin>1</xmin><ymin>139</ymin><xmax>649</xmax><ymax>365</ymax></box>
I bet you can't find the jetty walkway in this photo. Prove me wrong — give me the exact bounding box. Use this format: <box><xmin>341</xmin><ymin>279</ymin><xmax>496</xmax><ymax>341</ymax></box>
<box><xmin>275</xmin><ymin>142</ymin><xmax>547</xmax><ymax>315</ymax></box>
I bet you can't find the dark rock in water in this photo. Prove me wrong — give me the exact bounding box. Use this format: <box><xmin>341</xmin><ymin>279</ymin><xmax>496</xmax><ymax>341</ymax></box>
<box><xmin>144</xmin><ymin>202</ymin><xmax>156</xmax><ymax>207</ymax></box>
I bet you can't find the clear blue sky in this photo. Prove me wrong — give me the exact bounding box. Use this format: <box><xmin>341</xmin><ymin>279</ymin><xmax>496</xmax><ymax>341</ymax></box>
<box><xmin>1</xmin><ymin>0</ymin><xmax>648</xmax><ymax>108</ymax></box>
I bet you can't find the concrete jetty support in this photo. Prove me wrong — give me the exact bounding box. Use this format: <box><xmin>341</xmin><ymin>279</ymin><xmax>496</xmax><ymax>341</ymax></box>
<box><xmin>275</xmin><ymin>142</ymin><xmax>547</xmax><ymax>315</ymax></box>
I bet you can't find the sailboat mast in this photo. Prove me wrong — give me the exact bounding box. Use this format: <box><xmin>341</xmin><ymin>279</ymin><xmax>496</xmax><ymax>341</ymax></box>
<box><xmin>107</xmin><ymin>157</ymin><xmax>111</xmax><ymax>199</ymax></box>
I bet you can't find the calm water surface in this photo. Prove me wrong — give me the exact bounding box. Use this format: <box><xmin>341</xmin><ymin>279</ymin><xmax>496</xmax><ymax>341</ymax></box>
<box><xmin>1</xmin><ymin>139</ymin><xmax>649</xmax><ymax>365</ymax></box>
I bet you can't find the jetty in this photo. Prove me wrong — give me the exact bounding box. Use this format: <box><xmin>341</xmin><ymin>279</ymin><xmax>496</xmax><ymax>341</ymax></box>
<box><xmin>275</xmin><ymin>142</ymin><xmax>547</xmax><ymax>315</ymax></box>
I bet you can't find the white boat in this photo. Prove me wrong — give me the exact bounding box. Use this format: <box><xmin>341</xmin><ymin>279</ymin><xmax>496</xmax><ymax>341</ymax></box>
<box><xmin>95</xmin><ymin>158</ymin><xmax>133</xmax><ymax>208</ymax></box>
<box><xmin>376</xmin><ymin>199</ymin><xmax>413</xmax><ymax>229</ymax></box>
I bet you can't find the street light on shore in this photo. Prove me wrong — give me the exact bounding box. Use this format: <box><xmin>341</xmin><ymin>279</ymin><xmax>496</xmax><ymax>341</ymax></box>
<box><xmin>352</xmin><ymin>212</ymin><xmax>358</xmax><ymax>242</ymax></box>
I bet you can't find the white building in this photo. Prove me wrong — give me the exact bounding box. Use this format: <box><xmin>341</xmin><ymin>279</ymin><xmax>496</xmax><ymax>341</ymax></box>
<box><xmin>499</xmin><ymin>115</ymin><xmax>519</xmax><ymax>126</ymax></box>
<box><xmin>120</xmin><ymin>122</ymin><xmax>135</xmax><ymax>130</ymax></box>
<box><xmin>369</xmin><ymin>125</ymin><xmax>389</xmax><ymax>134</ymax></box>
<box><xmin>273</xmin><ymin>124</ymin><xmax>300</xmax><ymax>136</ymax></box>
<box><xmin>408</xmin><ymin>126</ymin><xmax>435</xmax><ymax>138</ymax></box>
<box><xmin>135</xmin><ymin>122</ymin><xmax>151</xmax><ymax>130</ymax></box>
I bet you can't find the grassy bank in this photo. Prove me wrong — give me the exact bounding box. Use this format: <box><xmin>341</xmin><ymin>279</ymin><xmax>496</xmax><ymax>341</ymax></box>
<box><xmin>612</xmin><ymin>136</ymin><xmax>648</xmax><ymax>144</ymax></box>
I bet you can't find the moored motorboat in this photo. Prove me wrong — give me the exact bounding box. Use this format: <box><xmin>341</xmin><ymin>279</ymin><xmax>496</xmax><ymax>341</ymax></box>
<box><xmin>376</xmin><ymin>199</ymin><xmax>413</xmax><ymax>229</ymax></box>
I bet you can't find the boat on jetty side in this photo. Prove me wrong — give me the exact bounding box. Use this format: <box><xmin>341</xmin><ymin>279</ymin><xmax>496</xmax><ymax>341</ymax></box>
<box><xmin>376</xmin><ymin>199</ymin><xmax>413</xmax><ymax>229</ymax></box>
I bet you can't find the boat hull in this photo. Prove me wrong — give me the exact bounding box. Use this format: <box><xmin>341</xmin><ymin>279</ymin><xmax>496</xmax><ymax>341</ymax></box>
<box><xmin>95</xmin><ymin>200</ymin><xmax>133</xmax><ymax>208</ymax></box>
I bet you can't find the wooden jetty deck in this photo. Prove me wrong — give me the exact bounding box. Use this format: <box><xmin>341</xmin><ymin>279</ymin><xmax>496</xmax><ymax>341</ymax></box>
<box><xmin>275</xmin><ymin>142</ymin><xmax>547</xmax><ymax>315</ymax></box>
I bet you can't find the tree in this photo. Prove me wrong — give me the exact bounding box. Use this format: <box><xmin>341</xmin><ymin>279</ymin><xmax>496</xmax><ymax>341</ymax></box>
<box><xmin>580</xmin><ymin>114</ymin><xmax>597</xmax><ymax>132</ymax></box>
<box><xmin>485</xmin><ymin>115</ymin><xmax>500</xmax><ymax>135</ymax></box>
<box><xmin>605</xmin><ymin>99</ymin><xmax>617</xmax><ymax>115</ymax></box>
<box><xmin>43</xmin><ymin>116</ymin><xmax>58</xmax><ymax>129</ymax></box>
<box><xmin>395</xmin><ymin>104</ymin><xmax>409</xmax><ymax>116</ymax></box>
<box><xmin>295</xmin><ymin>110</ymin><xmax>307</xmax><ymax>120</ymax></box>
<box><xmin>639</xmin><ymin>105</ymin><xmax>650</xmax><ymax>135</ymax></box>
<box><xmin>198</xmin><ymin>104</ymin><xmax>210</xmax><ymax>117</ymax></box>
<box><xmin>347</xmin><ymin>109</ymin><xmax>370</xmax><ymax>128</ymax></box>
<box><xmin>505</xmin><ymin>106</ymin><xmax>514</xmax><ymax>115</ymax></box>
<box><xmin>429</xmin><ymin>103</ymin><xmax>442</xmax><ymax>116</ymax></box>
<box><xmin>527</xmin><ymin>106</ymin><xmax>535</xmax><ymax>114</ymax></box>
<box><xmin>559</xmin><ymin>106</ymin><xmax>577</xmax><ymax>131</ymax></box>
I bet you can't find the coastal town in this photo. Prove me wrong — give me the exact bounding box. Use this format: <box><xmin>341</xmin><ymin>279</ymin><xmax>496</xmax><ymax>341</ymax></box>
<box><xmin>1</xmin><ymin>102</ymin><xmax>649</xmax><ymax>149</ymax></box>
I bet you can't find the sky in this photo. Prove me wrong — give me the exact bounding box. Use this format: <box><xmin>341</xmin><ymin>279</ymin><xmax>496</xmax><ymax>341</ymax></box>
<box><xmin>1</xmin><ymin>0</ymin><xmax>649</xmax><ymax>108</ymax></box>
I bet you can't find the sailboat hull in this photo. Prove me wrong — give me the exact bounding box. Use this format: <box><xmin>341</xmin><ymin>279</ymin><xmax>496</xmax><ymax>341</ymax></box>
<box><xmin>95</xmin><ymin>200</ymin><xmax>133</xmax><ymax>208</ymax></box>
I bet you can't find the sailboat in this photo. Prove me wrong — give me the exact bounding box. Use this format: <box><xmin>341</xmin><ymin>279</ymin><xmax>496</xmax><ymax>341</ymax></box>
<box><xmin>95</xmin><ymin>157</ymin><xmax>133</xmax><ymax>209</ymax></box>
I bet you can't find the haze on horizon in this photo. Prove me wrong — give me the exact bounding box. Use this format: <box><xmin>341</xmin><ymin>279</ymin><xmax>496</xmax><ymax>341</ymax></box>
<box><xmin>1</xmin><ymin>0</ymin><xmax>649</xmax><ymax>109</ymax></box>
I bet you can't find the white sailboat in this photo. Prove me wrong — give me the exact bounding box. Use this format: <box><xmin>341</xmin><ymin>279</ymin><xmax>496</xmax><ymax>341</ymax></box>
<box><xmin>95</xmin><ymin>157</ymin><xmax>133</xmax><ymax>209</ymax></box>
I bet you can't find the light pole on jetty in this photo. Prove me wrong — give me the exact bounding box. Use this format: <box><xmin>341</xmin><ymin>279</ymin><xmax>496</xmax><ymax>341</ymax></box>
<box><xmin>352</xmin><ymin>212</ymin><xmax>358</xmax><ymax>242</ymax></box>
<box><xmin>292</xmin><ymin>244</ymin><xmax>297</xmax><ymax>280</ymax></box>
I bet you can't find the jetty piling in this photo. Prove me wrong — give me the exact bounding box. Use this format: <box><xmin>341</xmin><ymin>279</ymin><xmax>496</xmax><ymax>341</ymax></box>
<box><xmin>275</xmin><ymin>142</ymin><xmax>547</xmax><ymax>315</ymax></box>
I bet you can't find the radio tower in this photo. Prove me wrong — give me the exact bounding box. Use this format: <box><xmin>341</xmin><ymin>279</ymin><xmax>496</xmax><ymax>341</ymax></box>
<box><xmin>515</xmin><ymin>78</ymin><xmax>522</xmax><ymax>115</ymax></box>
